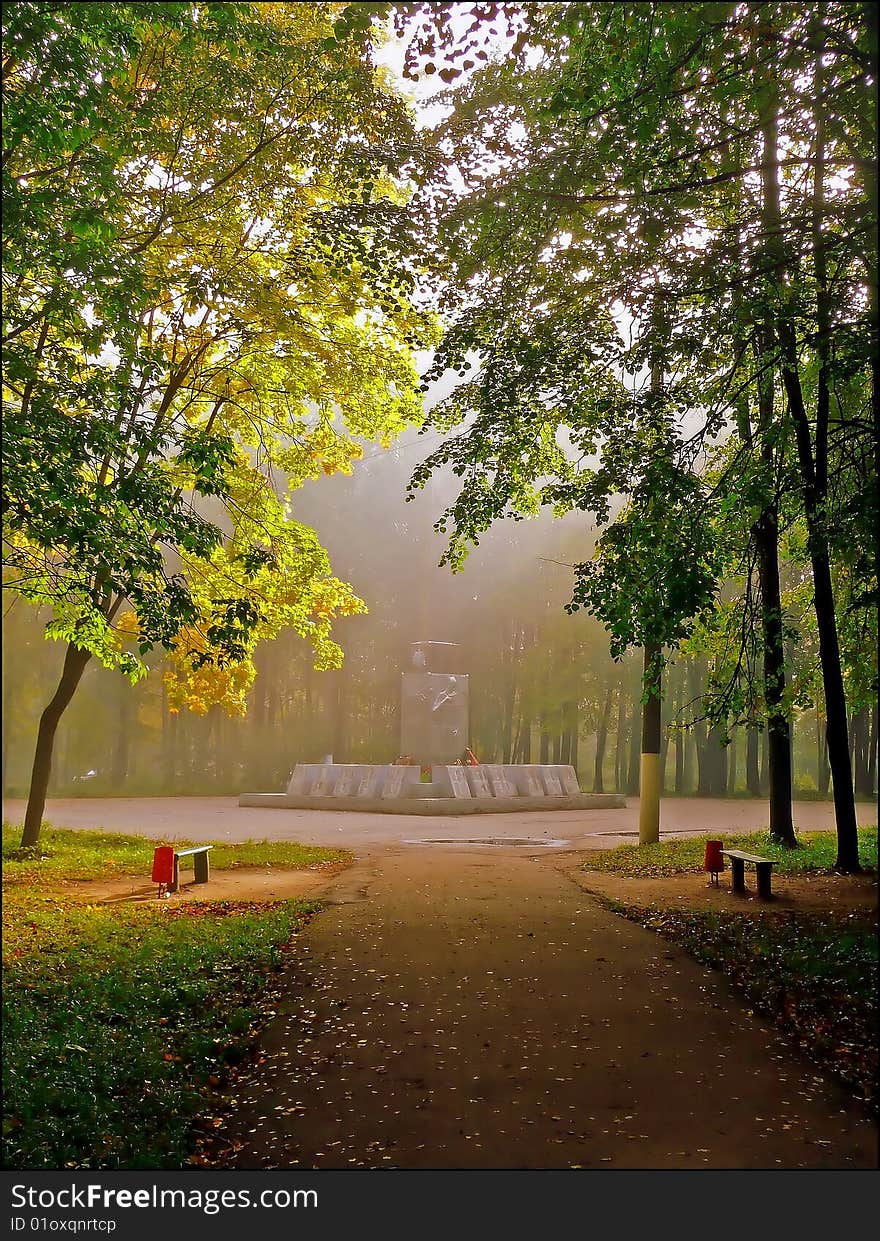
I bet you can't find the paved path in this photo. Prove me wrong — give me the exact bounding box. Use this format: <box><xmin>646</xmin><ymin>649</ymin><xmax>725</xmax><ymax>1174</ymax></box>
<box><xmin>3</xmin><ymin>795</ymin><xmax>874</xmax><ymax>850</ymax></box>
<box><xmin>215</xmin><ymin>848</ymin><xmax>877</xmax><ymax>1169</ymax></box>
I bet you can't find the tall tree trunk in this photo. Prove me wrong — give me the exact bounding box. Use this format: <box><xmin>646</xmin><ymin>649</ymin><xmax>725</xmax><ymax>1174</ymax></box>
<box><xmin>755</xmin><ymin>496</ymin><xmax>796</xmax><ymax>844</ymax></box>
<box><xmin>816</xmin><ymin>711</ymin><xmax>831</xmax><ymax>797</ymax></box>
<box><xmin>683</xmin><ymin>731</ymin><xmax>696</xmax><ymax>794</ymax></box>
<box><xmin>21</xmin><ymin>643</ymin><xmax>91</xmax><ymax>847</ymax></box>
<box><xmin>706</xmin><ymin>724</ymin><xmax>728</xmax><ymax>796</ymax></box>
<box><xmin>673</xmin><ymin>666</ymin><xmax>685</xmax><ymax>794</ymax></box>
<box><xmin>562</xmin><ymin>699</ymin><xmax>578</xmax><ymax>772</ymax></box>
<box><xmin>627</xmin><ymin>697</ymin><xmax>641</xmax><ymax>796</ymax></box>
<box><xmin>674</xmin><ymin>729</ymin><xmax>684</xmax><ymax>794</ymax></box>
<box><xmin>639</xmin><ymin>642</ymin><xmax>662</xmax><ymax>843</ymax></box>
<box><xmin>187</xmin><ymin>708</ymin><xmax>199</xmax><ymax>781</ymax></box>
<box><xmin>511</xmin><ymin>707</ymin><xmax>523</xmax><ymax>767</ymax></box>
<box><xmin>614</xmin><ymin>693</ymin><xmax>627</xmax><ymax>791</ymax></box>
<box><xmin>784</xmin><ymin>407</ymin><xmax>857</xmax><ymax>863</ymax></box>
<box><xmin>727</xmin><ymin>729</ymin><xmax>738</xmax><ymax>796</ymax></box>
<box><xmin>329</xmin><ymin>670</ymin><xmax>345</xmax><ymax>762</ymax></box>
<box><xmin>852</xmin><ymin>707</ymin><xmax>872</xmax><ymax>797</ymax></box>
<box><xmin>518</xmin><ymin>717</ymin><xmax>532</xmax><ymax>763</ymax></box>
<box><xmin>540</xmin><ymin>718</ymin><xmax>550</xmax><ymax>764</ymax></box>
<box><xmin>638</xmin><ymin>291</ymin><xmax>666</xmax><ymax>841</ymax></box>
<box><xmin>1</xmin><ymin>642</ymin><xmax>11</xmax><ymax>798</ymax></box>
<box><xmin>746</xmin><ymin>726</ymin><xmax>761</xmax><ymax>796</ymax></box>
<box><xmin>862</xmin><ymin>1</ymin><xmax>879</xmax><ymax>614</ymax></box>
<box><xmin>760</xmin><ymin>76</ymin><xmax>859</xmax><ymax>869</ymax></box>
<box><xmin>500</xmin><ymin>680</ymin><xmax>514</xmax><ymax>764</ymax></box>
<box><xmin>689</xmin><ymin>658</ymin><xmax>711</xmax><ymax>794</ymax></box>
<box><xmin>694</xmin><ymin>716</ymin><xmax>709</xmax><ymax>795</ymax></box>
<box><xmin>161</xmin><ymin>678</ymin><xmax>177</xmax><ymax>788</ymax></box>
<box><xmin>303</xmin><ymin>658</ymin><xmax>314</xmax><ymax>733</ymax></box>
<box><xmin>176</xmin><ymin>705</ymin><xmax>188</xmax><ymax>788</ymax></box>
<box><xmin>746</xmin><ymin>288</ymin><xmax>795</xmax><ymax>839</ymax></box>
<box><xmin>593</xmin><ymin>688</ymin><xmax>612</xmax><ymax>793</ymax></box>
<box><xmin>251</xmin><ymin>651</ymin><xmax>268</xmax><ymax>782</ymax></box>
<box><xmin>204</xmin><ymin>711</ymin><xmax>217</xmax><ymax>786</ymax></box>
<box><xmin>110</xmin><ymin>685</ymin><xmax>131</xmax><ymax>789</ymax></box>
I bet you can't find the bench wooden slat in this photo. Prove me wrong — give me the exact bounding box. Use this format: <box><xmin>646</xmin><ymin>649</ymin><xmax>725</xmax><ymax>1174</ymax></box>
<box><xmin>721</xmin><ymin>850</ymin><xmax>774</xmax><ymax>865</ymax></box>
<box><xmin>174</xmin><ymin>846</ymin><xmax>213</xmax><ymax>858</ymax></box>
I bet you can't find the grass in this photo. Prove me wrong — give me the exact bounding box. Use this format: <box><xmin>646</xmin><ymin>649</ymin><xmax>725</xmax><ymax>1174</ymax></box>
<box><xmin>1</xmin><ymin>823</ymin><xmax>350</xmax><ymax>1169</ymax></box>
<box><xmin>584</xmin><ymin>827</ymin><xmax>879</xmax><ymax>878</ymax></box>
<box><xmin>607</xmin><ymin>902</ymin><xmax>878</xmax><ymax>1111</ymax></box>
<box><xmin>2</xmin><ymin>823</ymin><xmax>351</xmax><ymax>884</ymax></box>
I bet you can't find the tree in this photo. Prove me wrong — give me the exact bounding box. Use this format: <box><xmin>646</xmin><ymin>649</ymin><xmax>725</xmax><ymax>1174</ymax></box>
<box><xmin>569</xmin><ymin>459</ymin><xmax>720</xmax><ymax>840</ymax></box>
<box><xmin>401</xmin><ymin>0</ymin><xmax>875</xmax><ymax>868</ymax></box>
<box><xmin>2</xmin><ymin>2</ymin><xmax>436</xmax><ymax>844</ymax></box>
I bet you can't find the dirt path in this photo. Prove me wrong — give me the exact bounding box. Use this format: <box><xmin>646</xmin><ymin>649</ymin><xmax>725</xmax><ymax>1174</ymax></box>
<box><xmin>210</xmin><ymin>846</ymin><xmax>877</xmax><ymax>1169</ymax></box>
<box><xmin>57</xmin><ymin>865</ymin><xmax>346</xmax><ymax>906</ymax></box>
<box><xmin>571</xmin><ymin>865</ymin><xmax>879</xmax><ymax>915</ymax></box>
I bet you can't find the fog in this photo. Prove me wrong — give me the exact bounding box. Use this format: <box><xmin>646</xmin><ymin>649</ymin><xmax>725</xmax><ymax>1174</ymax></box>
<box><xmin>2</xmin><ymin>394</ymin><xmax>832</xmax><ymax>802</ymax></box>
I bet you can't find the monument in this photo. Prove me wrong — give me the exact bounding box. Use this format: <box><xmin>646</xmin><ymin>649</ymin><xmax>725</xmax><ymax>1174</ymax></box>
<box><xmin>400</xmin><ymin>641</ymin><xmax>469</xmax><ymax>765</ymax></box>
<box><xmin>240</xmin><ymin>641</ymin><xmax>625</xmax><ymax>814</ymax></box>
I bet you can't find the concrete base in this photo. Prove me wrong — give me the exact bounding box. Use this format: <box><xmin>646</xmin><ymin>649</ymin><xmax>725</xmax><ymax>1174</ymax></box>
<box><xmin>238</xmin><ymin>792</ymin><xmax>626</xmax><ymax>814</ymax></box>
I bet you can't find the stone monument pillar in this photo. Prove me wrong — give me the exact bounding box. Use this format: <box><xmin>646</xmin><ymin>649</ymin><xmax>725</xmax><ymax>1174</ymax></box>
<box><xmin>400</xmin><ymin>642</ymin><xmax>469</xmax><ymax>765</ymax></box>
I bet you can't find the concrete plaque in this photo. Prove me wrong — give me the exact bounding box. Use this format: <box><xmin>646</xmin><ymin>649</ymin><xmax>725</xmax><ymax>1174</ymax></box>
<box><xmin>522</xmin><ymin>769</ymin><xmax>545</xmax><ymax>797</ymax></box>
<box><xmin>311</xmin><ymin>766</ymin><xmax>335</xmax><ymax>795</ymax></box>
<box><xmin>557</xmin><ymin>766</ymin><xmax>581</xmax><ymax>795</ymax></box>
<box><xmin>466</xmin><ymin>766</ymin><xmax>492</xmax><ymax>798</ymax></box>
<box><xmin>287</xmin><ymin>765</ymin><xmax>313</xmax><ymax>796</ymax></box>
<box><xmin>541</xmin><ymin>770</ymin><xmax>564</xmax><ymax>795</ymax></box>
<box><xmin>447</xmin><ymin>766</ymin><xmax>473</xmax><ymax>798</ymax></box>
<box><xmin>484</xmin><ymin>765</ymin><xmax>516</xmax><ymax>797</ymax></box>
<box><xmin>382</xmin><ymin>766</ymin><xmax>407</xmax><ymax>799</ymax></box>
<box><xmin>333</xmin><ymin>767</ymin><xmax>356</xmax><ymax>796</ymax></box>
<box><xmin>357</xmin><ymin>768</ymin><xmax>380</xmax><ymax>797</ymax></box>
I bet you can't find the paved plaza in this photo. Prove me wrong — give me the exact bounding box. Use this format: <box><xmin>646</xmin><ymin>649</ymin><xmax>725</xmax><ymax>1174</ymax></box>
<box><xmin>3</xmin><ymin>795</ymin><xmax>873</xmax><ymax>852</ymax></box>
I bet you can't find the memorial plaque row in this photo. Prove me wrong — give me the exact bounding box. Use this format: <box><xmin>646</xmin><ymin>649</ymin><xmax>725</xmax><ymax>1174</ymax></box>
<box><xmin>288</xmin><ymin>763</ymin><xmax>582</xmax><ymax>799</ymax></box>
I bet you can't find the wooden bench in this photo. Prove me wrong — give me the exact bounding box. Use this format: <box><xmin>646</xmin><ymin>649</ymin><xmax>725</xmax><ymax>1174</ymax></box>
<box><xmin>721</xmin><ymin>849</ymin><xmax>775</xmax><ymax>899</ymax></box>
<box><xmin>171</xmin><ymin>845</ymin><xmax>213</xmax><ymax>892</ymax></box>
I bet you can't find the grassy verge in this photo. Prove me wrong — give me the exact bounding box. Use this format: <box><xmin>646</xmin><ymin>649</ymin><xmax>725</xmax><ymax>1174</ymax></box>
<box><xmin>2</xmin><ymin>823</ymin><xmax>351</xmax><ymax>883</ymax></box>
<box><xmin>606</xmin><ymin>902</ymin><xmax>878</xmax><ymax>1111</ymax></box>
<box><xmin>584</xmin><ymin>827</ymin><xmax>878</xmax><ymax>878</ymax></box>
<box><xmin>2</xmin><ymin>825</ymin><xmax>349</xmax><ymax>1169</ymax></box>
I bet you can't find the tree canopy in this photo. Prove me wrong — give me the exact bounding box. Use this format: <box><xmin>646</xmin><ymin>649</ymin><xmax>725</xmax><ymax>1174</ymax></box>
<box><xmin>402</xmin><ymin>0</ymin><xmax>876</xmax><ymax>866</ymax></box>
<box><xmin>1</xmin><ymin>0</ymin><xmax>437</xmax><ymax>840</ymax></box>
<box><xmin>2</xmin><ymin>2</ymin><xmax>875</xmax><ymax>864</ymax></box>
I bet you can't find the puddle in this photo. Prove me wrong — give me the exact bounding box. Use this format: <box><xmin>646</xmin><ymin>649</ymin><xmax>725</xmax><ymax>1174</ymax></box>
<box><xmin>403</xmin><ymin>837</ymin><xmax>570</xmax><ymax>848</ymax></box>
